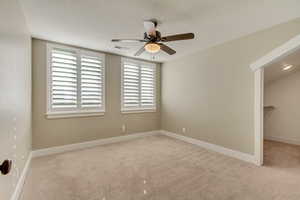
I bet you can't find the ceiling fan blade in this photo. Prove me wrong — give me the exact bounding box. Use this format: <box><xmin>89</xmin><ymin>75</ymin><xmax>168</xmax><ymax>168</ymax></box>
<box><xmin>159</xmin><ymin>44</ymin><xmax>176</xmax><ymax>55</ymax></box>
<box><xmin>112</xmin><ymin>39</ymin><xmax>147</xmax><ymax>42</ymax></box>
<box><xmin>134</xmin><ymin>45</ymin><xmax>146</xmax><ymax>56</ymax></box>
<box><xmin>161</xmin><ymin>33</ymin><xmax>194</xmax><ymax>42</ymax></box>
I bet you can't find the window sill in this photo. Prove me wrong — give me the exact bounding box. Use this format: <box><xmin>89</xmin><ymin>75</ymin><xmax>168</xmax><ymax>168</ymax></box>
<box><xmin>121</xmin><ymin>109</ymin><xmax>156</xmax><ymax>114</ymax></box>
<box><xmin>46</xmin><ymin>111</ymin><xmax>105</xmax><ymax>119</ymax></box>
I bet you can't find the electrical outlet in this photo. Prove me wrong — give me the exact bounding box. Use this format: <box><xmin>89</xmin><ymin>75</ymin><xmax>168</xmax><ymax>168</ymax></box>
<box><xmin>122</xmin><ymin>124</ymin><xmax>126</xmax><ymax>133</ymax></box>
<box><xmin>182</xmin><ymin>128</ymin><xmax>186</xmax><ymax>134</ymax></box>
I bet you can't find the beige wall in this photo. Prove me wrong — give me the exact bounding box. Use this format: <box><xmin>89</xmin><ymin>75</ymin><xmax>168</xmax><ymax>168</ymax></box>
<box><xmin>264</xmin><ymin>70</ymin><xmax>300</xmax><ymax>144</ymax></box>
<box><xmin>32</xmin><ymin>39</ymin><xmax>161</xmax><ymax>149</ymax></box>
<box><xmin>161</xmin><ymin>18</ymin><xmax>300</xmax><ymax>155</ymax></box>
<box><xmin>0</xmin><ymin>1</ymin><xmax>32</xmax><ymax>199</ymax></box>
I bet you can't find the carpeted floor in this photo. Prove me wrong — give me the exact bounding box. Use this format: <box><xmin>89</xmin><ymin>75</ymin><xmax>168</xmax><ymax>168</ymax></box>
<box><xmin>20</xmin><ymin>135</ymin><xmax>300</xmax><ymax>200</ymax></box>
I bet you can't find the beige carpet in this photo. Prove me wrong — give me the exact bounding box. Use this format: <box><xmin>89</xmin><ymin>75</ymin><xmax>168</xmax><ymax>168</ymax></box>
<box><xmin>20</xmin><ymin>135</ymin><xmax>300</xmax><ymax>200</ymax></box>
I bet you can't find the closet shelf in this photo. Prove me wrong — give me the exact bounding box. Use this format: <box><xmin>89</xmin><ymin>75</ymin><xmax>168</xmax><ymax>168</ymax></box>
<box><xmin>264</xmin><ymin>105</ymin><xmax>275</xmax><ymax>110</ymax></box>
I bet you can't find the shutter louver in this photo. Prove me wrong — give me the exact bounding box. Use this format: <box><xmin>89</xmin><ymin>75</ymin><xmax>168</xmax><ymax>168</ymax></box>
<box><xmin>81</xmin><ymin>55</ymin><xmax>103</xmax><ymax>108</ymax></box>
<box><xmin>123</xmin><ymin>62</ymin><xmax>140</xmax><ymax>108</ymax></box>
<box><xmin>141</xmin><ymin>65</ymin><xmax>155</xmax><ymax>107</ymax></box>
<box><xmin>50</xmin><ymin>48</ymin><xmax>78</xmax><ymax>109</ymax></box>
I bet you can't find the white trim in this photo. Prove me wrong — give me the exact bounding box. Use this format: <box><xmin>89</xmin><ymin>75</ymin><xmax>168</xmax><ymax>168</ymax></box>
<box><xmin>31</xmin><ymin>130</ymin><xmax>259</xmax><ymax>162</ymax></box>
<box><xmin>32</xmin><ymin>131</ymin><xmax>159</xmax><ymax>158</ymax></box>
<box><xmin>121</xmin><ymin>109</ymin><xmax>156</xmax><ymax>114</ymax></box>
<box><xmin>46</xmin><ymin>111</ymin><xmax>104</xmax><ymax>119</ymax></box>
<box><xmin>160</xmin><ymin>130</ymin><xmax>256</xmax><ymax>164</ymax></box>
<box><xmin>265</xmin><ymin>136</ymin><xmax>300</xmax><ymax>146</ymax></box>
<box><xmin>10</xmin><ymin>153</ymin><xmax>32</xmax><ymax>200</ymax></box>
<box><xmin>250</xmin><ymin>34</ymin><xmax>300</xmax><ymax>71</ymax></box>
<box><xmin>254</xmin><ymin>69</ymin><xmax>264</xmax><ymax>166</ymax></box>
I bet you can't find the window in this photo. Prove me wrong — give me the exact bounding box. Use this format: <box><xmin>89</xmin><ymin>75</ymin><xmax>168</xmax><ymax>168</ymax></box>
<box><xmin>121</xmin><ymin>58</ymin><xmax>156</xmax><ymax>113</ymax></box>
<box><xmin>47</xmin><ymin>44</ymin><xmax>105</xmax><ymax>118</ymax></box>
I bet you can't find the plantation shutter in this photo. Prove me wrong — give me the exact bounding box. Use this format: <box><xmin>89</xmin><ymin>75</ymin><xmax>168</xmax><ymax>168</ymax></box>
<box><xmin>140</xmin><ymin>65</ymin><xmax>155</xmax><ymax>108</ymax></box>
<box><xmin>122</xmin><ymin>61</ymin><xmax>140</xmax><ymax>109</ymax></box>
<box><xmin>47</xmin><ymin>44</ymin><xmax>105</xmax><ymax>116</ymax></box>
<box><xmin>50</xmin><ymin>48</ymin><xmax>78</xmax><ymax>109</ymax></box>
<box><xmin>80</xmin><ymin>55</ymin><xmax>104</xmax><ymax>108</ymax></box>
<box><xmin>121</xmin><ymin>58</ymin><xmax>156</xmax><ymax>111</ymax></box>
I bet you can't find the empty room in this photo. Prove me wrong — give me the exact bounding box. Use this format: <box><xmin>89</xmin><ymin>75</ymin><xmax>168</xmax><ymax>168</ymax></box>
<box><xmin>1</xmin><ymin>0</ymin><xmax>300</xmax><ymax>200</ymax></box>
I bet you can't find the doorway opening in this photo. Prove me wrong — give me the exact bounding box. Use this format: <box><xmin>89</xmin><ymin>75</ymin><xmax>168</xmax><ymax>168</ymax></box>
<box><xmin>263</xmin><ymin>50</ymin><xmax>300</xmax><ymax>167</ymax></box>
<box><xmin>251</xmin><ymin>34</ymin><xmax>300</xmax><ymax>166</ymax></box>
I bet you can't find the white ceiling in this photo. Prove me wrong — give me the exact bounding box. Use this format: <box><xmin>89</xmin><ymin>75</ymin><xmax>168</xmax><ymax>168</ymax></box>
<box><xmin>264</xmin><ymin>48</ymin><xmax>300</xmax><ymax>84</ymax></box>
<box><xmin>19</xmin><ymin>0</ymin><xmax>300</xmax><ymax>62</ymax></box>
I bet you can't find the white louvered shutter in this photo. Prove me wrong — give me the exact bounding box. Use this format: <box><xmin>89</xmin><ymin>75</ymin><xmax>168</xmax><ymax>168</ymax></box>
<box><xmin>121</xmin><ymin>59</ymin><xmax>156</xmax><ymax>111</ymax></box>
<box><xmin>50</xmin><ymin>48</ymin><xmax>78</xmax><ymax>109</ymax></box>
<box><xmin>48</xmin><ymin>44</ymin><xmax>105</xmax><ymax>116</ymax></box>
<box><xmin>80</xmin><ymin>55</ymin><xmax>104</xmax><ymax>109</ymax></box>
<box><xmin>122</xmin><ymin>62</ymin><xmax>140</xmax><ymax>109</ymax></box>
<box><xmin>140</xmin><ymin>65</ymin><xmax>155</xmax><ymax>108</ymax></box>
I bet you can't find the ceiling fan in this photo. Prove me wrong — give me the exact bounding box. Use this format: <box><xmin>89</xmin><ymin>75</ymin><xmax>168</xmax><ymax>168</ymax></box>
<box><xmin>111</xmin><ymin>20</ymin><xmax>195</xmax><ymax>56</ymax></box>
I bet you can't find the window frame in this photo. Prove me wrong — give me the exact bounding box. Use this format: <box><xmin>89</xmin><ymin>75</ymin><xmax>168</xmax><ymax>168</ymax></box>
<box><xmin>121</xmin><ymin>57</ymin><xmax>157</xmax><ymax>113</ymax></box>
<box><xmin>46</xmin><ymin>43</ymin><xmax>105</xmax><ymax>119</ymax></box>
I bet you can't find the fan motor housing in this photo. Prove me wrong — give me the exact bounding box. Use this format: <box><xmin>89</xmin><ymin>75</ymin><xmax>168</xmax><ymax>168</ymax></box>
<box><xmin>144</xmin><ymin>31</ymin><xmax>161</xmax><ymax>42</ymax></box>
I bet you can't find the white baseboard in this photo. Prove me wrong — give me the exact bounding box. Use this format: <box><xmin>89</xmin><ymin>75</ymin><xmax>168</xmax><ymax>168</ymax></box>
<box><xmin>265</xmin><ymin>136</ymin><xmax>300</xmax><ymax>146</ymax></box>
<box><xmin>32</xmin><ymin>130</ymin><xmax>159</xmax><ymax>158</ymax></box>
<box><xmin>31</xmin><ymin>130</ymin><xmax>256</xmax><ymax>164</ymax></box>
<box><xmin>160</xmin><ymin>130</ymin><xmax>256</xmax><ymax>164</ymax></box>
<box><xmin>10</xmin><ymin>152</ymin><xmax>32</xmax><ymax>200</ymax></box>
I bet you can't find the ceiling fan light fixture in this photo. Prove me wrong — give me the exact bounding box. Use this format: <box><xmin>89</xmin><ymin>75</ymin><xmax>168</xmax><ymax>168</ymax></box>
<box><xmin>112</xmin><ymin>20</ymin><xmax>194</xmax><ymax>56</ymax></box>
<box><xmin>145</xmin><ymin>43</ymin><xmax>160</xmax><ymax>53</ymax></box>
